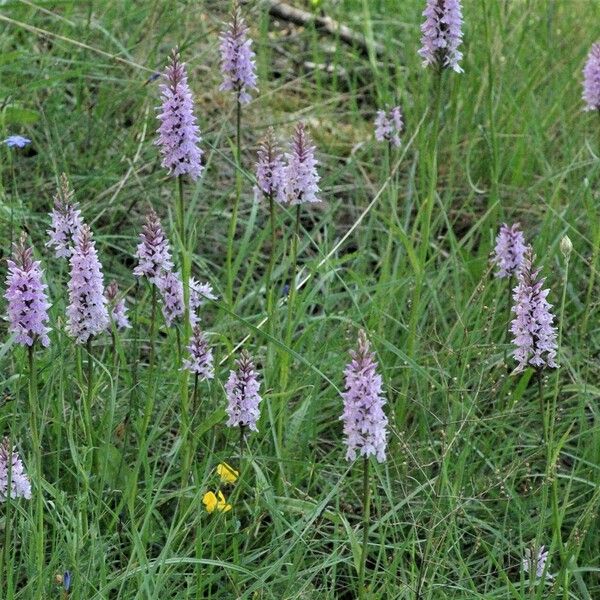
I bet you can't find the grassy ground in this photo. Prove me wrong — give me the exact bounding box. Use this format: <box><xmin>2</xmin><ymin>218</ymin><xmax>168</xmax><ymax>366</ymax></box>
<box><xmin>1</xmin><ymin>0</ymin><xmax>600</xmax><ymax>598</ymax></box>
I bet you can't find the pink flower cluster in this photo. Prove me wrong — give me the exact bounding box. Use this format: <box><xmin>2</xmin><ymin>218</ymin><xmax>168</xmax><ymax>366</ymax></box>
<box><xmin>254</xmin><ymin>123</ymin><xmax>321</xmax><ymax>206</ymax></box>
<box><xmin>46</xmin><ymin>173</ymin><xmax>83</xmax><ymax>259</ymax></box>
<box><xmin>510</xmin><ymin>250</ymin><xmax>558</xmax><ymax>372</ymax></box>
<box><xmin>4</xmin><ymin>235</ymin><xmax>51</xmax><ymax>348</ymax></box>
<box><xmin>155</xmin><ymin>50</ymin><xmax>203</xmax><ymax>180</ymax></box>
<box><xmin>492</xmin><ymin>223</ymin><xmax>527</xmax><ymax>279</ymax></box>
<box><xmin>66</xmin><ymin>225</ymin><xmax>110</xmax><ymax>343</ymax></box>
<box><xmin>582</xmin><ymin>42</ymin><xmax>600</xmax><ymax>111</ymax></box>
<box><xmin>340</xmin><ymin>331</ymin><xmax>388</xmax><ymax>463</ymax></box>
<box><xmin>219</xmin><ymin>9</ymin><xmax>258</xmax><ymax>105</ymax></box>
<box><xmin>183</xmin><ymin>326</ymin><xmax>214</xmax><ymax>379</ymax></box>
<box><xmin>374</xmin><ymin>106</ymin><xmax>404</xmax><ymax>147</ymax></box>
<box><xmin>418</xmin><ymin>0</ymin><xmax>464</xmax><ymax>73</ymax></box>
<box><xmin>105</xmin><ymin>281</ymin><xmax>131</xmax><ymax>330</ymax></box>
<box><xmin>255</xmin><ymin>128</ymin><xmax>286</xmax><ymax>202</ymax></box>
<box><xmin>0</xmin><ymin>438</ymin><xmax>31</xmax><ymax>501</ymax></box>
<box><xmin>134</xmin><ymin>209</ymin><xmax>173</xmax><ymax>282</ymax></box>
<box><xmin>225</xmin><ymin>351</ymin><xmax>262</xmax><ymax>432</ymax></box>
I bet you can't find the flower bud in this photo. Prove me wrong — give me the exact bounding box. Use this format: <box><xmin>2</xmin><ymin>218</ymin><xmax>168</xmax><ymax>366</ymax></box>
<box><xmin>560</xmin><ymin>235</ymin><xmax>573</xmax><ymax>258</ymax></box>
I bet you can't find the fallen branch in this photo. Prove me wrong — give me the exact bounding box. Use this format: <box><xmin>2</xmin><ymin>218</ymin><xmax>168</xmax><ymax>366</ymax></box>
<box><xmin>266</xmin><ymin>0</ymin><xmax>384</xmax><ymax>57</ymax></box>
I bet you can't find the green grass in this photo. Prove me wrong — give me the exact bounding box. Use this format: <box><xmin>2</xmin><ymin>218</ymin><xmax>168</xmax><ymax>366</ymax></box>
<box><xmin>1</xmin><ymin>0</ymin><xmax>600</xmax><ymax>598</ymax></box>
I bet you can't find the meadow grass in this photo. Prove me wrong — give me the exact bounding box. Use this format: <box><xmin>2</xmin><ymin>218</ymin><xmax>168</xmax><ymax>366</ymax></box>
<box><xmin>1</xmin><ymin>0</ymin><xmax>600</xmax><ymax>598</ymax></box>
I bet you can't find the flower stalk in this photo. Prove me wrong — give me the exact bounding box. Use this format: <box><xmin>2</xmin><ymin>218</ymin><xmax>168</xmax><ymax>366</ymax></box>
<box><xmin>358</xmin><ymin>456</ymin><xmax>371</xmax><ymax>599</ymax></box>
<box><xmin>28</xmin><ymin>345</ymin><xmax>44</xmax><ymax>595</ymax></box>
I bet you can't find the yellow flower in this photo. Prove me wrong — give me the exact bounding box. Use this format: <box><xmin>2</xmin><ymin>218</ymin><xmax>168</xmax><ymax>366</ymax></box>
<box><xmin>216</xmin><ymin>462</ymin><xmax>239</xmax><ymax>484</ymax></box>
<box><xmin>202</xmin><ymin>490</ymin><xmax>232</xmax><ymax>514</ymax></box>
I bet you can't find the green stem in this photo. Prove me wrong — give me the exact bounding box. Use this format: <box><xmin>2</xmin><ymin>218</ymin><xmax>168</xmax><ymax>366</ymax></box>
<box><xmin>279</xmin><ymin>205</ymin><xmax>301</xmax><ymax>448</ymax></box>
<box><xmin>265</xmin><ymin>192</ymin><xmax>277</xmax><ymax>323</ymax></box>
<box><xmin>176</xmin><ymin>326</ymin><xmax>182</xmax><ymax>365</ymax></box>
<box><xmin>236</xmin><ymin>96</ymin><xmax>241</xmax><ymax>167</ymax></box>
<box><xmin>176</xmin><ymin>174</ymin><xmax>193</xmax><ymax>489</ymax></box>
<box><xmin>84</xmin><ymin>338</ymin><xmax>94</xmax><ymax>454</ymax></box>
<box><xmin>110</xmin><ymin>327</ymin><xmax>117</xmax><ymax>369</ymax></box>
<box><xmin>538</xmin><ymin>370</ymin><xmax>547</xmax><ymax>445</ymax></box>
<box><xmin>86</xmin><ymin>338</ymin><xmax>93</xmax><ymax>405</ymax></box>
<box><xmin>177</xmin><ymin>175</ymin><xmax>185</xmax><ymax>252</ymax></box>
<box><xmin>28</xmin><ymin>345</ymin><xmax>44</xmax><ymax>595</ymax></box>
<box><xmin>226</xmin><ymin>98</ymin><xmax>242</xmax><ymax>305</ymax></box>
<box><xmin>239</xmin><ymin>425</ymin><xmax>245</xmax><ymax>467</ymax></box>
<box><xmin>265</xmin><ymin>192</ymin><xmax>278</xmax><ymax>388</ymax></box>
<box><xmin>555</xmin><ymin>253</ymin><xmax>570</xmax><ymax>597</ymax></box>
<box><xmin>130</xmin><ymin>280</ymin><xmax>140</xmax><ymax>420</ymax></box>
<box><xmin>179</xmin><ymin>361</ymin><xmax>192</xmax><ymax>490</ymax></box>
<box><xmin>358</xmin><ymin>457</ymin><xmax>371</xmax><ymax>599</ymax></box>
<box><xmin>192</xmin><ymin>374</ymin><xmax>199</xmax><ymax>421</ymax></box>
<box><xmin>286</xmin><ymin>205</ymin><xmax>301</xmax><ymax>345</ymax></box>
<box><xmin>142</xmin><ymin>284</ymin><xmax>159</xmax><ymax>436</ymax></box>
<box><xmin>149</xmin><ymin>284</ymin><xmax>157</xmax><ymax>371</ymax></box>
<box><xmin>177</xmin><ymin>175</ymin><xmax>191</xmax><ymax>341</ymax></box>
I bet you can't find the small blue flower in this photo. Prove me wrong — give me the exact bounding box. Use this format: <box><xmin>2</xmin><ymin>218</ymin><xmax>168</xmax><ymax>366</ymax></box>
<box><xmin>63</xmin><ymin>570</ymin><xmax>72</xmax><ymax>592</ymax></box>
<box><xmin>3</xmin><ymin>135</ymin><xmax>31</xmax><ymax>148</ymax></box>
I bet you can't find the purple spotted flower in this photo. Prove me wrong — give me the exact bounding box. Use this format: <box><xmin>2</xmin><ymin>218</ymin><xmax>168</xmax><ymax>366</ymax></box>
<box><xmin>46</xmin><ymin>174</ymin><xmax>83</xmax><ymax>259</ymax></box>
<box><xmin>66</xmin><ymin>225</ymin><xmax>109</xmax><ymax>343</ymax></box>
<box><xmin>284</xmin><ymin>123</ymin><xmax>321</xmax><ymax>205</ymax></box>
<box><xmin>219</xmin><ymin>8</ymin><xmax>258</xmax><ymax>105</ymax></box>
<box><xmin>255</xmin><ymin>128</ymin><xmax>286</xmax><ymax>202</ymax></box>
<box><xmin>4</xmin><ymin>235</ymin><xmax>51</xmax><ymax>348</ymax></box>
<box><xmin>156</xmin><ymin>270</ymin><xmax>184</xmax><ymax>327</ymax></box>
<box><xmin>510</xmin><ymin>249</ymin><xmax>558</xmax><ymax>372</ymax></box>
<box><xmin>374</xmin><ymin>106</ymin><xmax>404</xmax><ymax>147</ymax></box>
<box><xmin>155</xmin><ymin>49</ymin><xmax>203</xmax><ymax>180</ymax></box>
<box><xmin>105</xmin><ymin>281</ymin><xmax>130</xmax><ymax>330</ymax></box>
<box><xmin>225</xmin><ymin>351</ymin><xmax>262</xmax><ymax>432</ymax></box>
<box><xmin>418</xmin><ymin>0</ymin><xmax>464</xmax><ymax>73</ymax></box>
<box><xmin>492</xmin><ymin>223</ymin><xmax>527</xmax><ymax>279</ymax></box>
<box><xmin>582</xmin><ymin>42</ymin><xmax>600</xmax><ymax>111</ymax></box>
<box><xmin>133</xmin><ymin>209</ymin><xmax>173</xmax><ymax>282</ymax></box>
<box><xmin>156</xmin><ymin>272</ymin><xmax>215</xmax><ymax>327</ymax></box>
<box><xmin>0</xmin><ymin>438</ymin><xmax>32</xmax><ymax>501</ymax></box>
<box><xmin>3</xmin><ymin>135</ymin><xmax>31</xmax><ymax>148</ymax></box>
<box><xmin>340</xmin><ymin>330</ymin><xmax>388</xmax><ymax>463</ymax></box>
<box><xmin>183</xmin><ymin>326</ymin><xmax>214</xmax><ymax>379</ymax></box>
<box><xmin>190</xmin><ymin>278</ymin><xmax>216</xmax><ymax>327</ymax></box>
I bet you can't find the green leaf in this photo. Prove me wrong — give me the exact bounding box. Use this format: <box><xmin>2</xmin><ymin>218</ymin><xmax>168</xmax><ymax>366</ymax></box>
<box><xmin>509</xmin><ymin>369</ymin><xmax>533</xmax><ymax>408</ymax></box>
<box><xmin>95</xmin><ymin>443</ymin><xmax>129</xmax><ymax>488</ymax></box>
<box><xmin>340</xmin><ymin>513</ymin><xmax>362</xmax><ymax>574</ymax></box>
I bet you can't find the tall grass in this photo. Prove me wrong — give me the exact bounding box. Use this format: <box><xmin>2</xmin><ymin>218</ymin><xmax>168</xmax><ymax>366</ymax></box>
<box><xmin>0</xmin><ymin>0</ymin><xmax>600</xmax><ymax>598</ymax></box>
